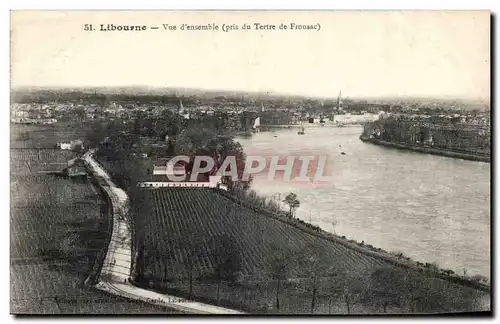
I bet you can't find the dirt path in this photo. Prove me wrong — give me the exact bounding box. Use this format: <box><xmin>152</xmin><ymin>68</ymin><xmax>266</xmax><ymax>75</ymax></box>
<box><xmin>83</xmin><ymin>150</ymin><xmax>244</xmax><ymax>315</ymax></box>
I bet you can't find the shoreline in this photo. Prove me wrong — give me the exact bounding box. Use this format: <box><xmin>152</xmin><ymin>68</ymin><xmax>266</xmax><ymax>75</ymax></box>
<box><xmin>216</xmin><ymin>189</ymin><xmax>490</xmax><ymax>293</ymax></box>
<box><xmin>359</xmin><ymin>135</ymin><xmax>490</xmax><ymax>163</ymax></box>
<box><xmin>260</xmin><ymin>123</ymin><xmax>366</xmax><ymax>129</ymax></box>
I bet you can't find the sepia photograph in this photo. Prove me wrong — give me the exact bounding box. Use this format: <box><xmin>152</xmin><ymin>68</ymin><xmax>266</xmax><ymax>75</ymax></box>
<box><xmin>9</xmin><ymin>10</ymin><xmax>491</xmax><ymax>315</ymax></box>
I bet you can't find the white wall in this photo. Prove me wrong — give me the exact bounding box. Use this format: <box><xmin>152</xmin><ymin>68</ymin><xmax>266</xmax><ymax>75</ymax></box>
<box><xmin>138</xmin><ymin>176</ymin><xmax>226</xmax><ymax>190</ymax></box>
<box><xmin>138</xmin><ymin>182</ymin><xmax>215</xmax><ymax>188</ymax></box>
<box><xmin>60</xmin><ymin>143</ymin><xmax>72</xmax><ymax>150</ymax></box>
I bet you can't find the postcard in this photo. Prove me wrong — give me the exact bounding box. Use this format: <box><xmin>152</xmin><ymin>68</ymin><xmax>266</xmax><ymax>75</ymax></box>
<box><xmin>10</xmin><ymin>10</ymin><xmax>491</xmax><ymax>315</ymax></box>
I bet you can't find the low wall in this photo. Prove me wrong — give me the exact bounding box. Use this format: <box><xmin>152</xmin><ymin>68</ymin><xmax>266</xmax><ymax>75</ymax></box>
<box><xmin>360</xmin><ymin>136</ymin><xmax>490</xmax><ymax>163</ymax></box>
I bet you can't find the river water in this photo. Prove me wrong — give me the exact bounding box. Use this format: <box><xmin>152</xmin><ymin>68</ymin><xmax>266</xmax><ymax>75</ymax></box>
<box><xmin>236</xmin><ymin>124</ymin><xmax>490</xmax><ymax>277</ymax></box>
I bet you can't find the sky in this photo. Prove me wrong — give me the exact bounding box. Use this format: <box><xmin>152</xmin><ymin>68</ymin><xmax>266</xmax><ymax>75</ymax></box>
<box><xmin>10</xmin><ymin>11</ymin><xmax>490</xmax><ymax>100</ymax></box>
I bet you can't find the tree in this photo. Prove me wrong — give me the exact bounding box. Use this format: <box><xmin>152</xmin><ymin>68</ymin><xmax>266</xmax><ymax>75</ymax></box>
<box><xmin>409</xmin><ymin>276</ymin><xmax>451</xmax><ymax>313</ymax></box>
<box><xmin>173</xmin><ymin>125</ymin><xmax>252</xmax><ymax>191</ymax></box>
<box><xmin>264</xmin><ymin>243</ymin><xmax>298</xmax><ymax>312</ymax></box>
<box><xmin>150</xmin><ymin>109</ymin><xmax>183</xmax><ymax>138</ymax></box>
<box><xmin>341</xmin><ymin>270</ymin><xmax>366</xmax><ymax>314</ymax></box>
<box><xmin>266</xmin><ymin>199</ymin><xmax>280</xmax><ymax>213</ymax></box>
<box><xmin>283</xmin><ymin>193</ymin><xmax>300</xmax><ymax>218</ymax></box>
<box><xmin>405</xmin><ymin>274</ymin><xmax>485</xmax><ymax>313</ymax></box>
<box><xmin>331</xmin><ymin>220</ymin><xmax>338</xmax><ymax>235</ymax></box>
<box><xmin>85</xmin><ymin>120</ymin><xmax>111</xmax><ymax>148</ymax></box>
<box><xmin>320</xmin><ymin>269</ymin><xmax>347</xmax><ymax>314</ymax></box>
<box><xmin>177</xmin><ymin>227</ymin><xmax>204</xmax><ymax>299</ymax></box>
<box><xmin>209</xmin><ymin>233</ymin><xmax>243</xmax><ymax>305</ymax></box>
<box><xmin>127</xmin><ymin>176</ymin><xmax>153</xmax><ymax>281</ymax></box>
<box><xmin>74</xmin><ymin>107</ymin><xmax>86</xmax><ymax>122</ymax></box>
<box><xmin>297</xmin><ymin>244</ymin><xmax>332</xmax><ymax>314</ymax></box>
<box><xmin>362</xmin><ymin>266</ymin><xmax>407</xmax><ymax>313</ymax></box>
<box><xmin>320</xmin><ymin>267</ymin><xmax>366</xmax><ymax>314</ymax></box>
<box><xmin>175</xmin><ymin>126</ymin><xmax>216</xmax><ymax>155</ymax></box>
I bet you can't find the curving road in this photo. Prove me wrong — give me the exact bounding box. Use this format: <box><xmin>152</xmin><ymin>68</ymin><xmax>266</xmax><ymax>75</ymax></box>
<box><xmin>83</xmin><ymin>150</ymin><xmax>244</xmax><ymax>315</ymax></box>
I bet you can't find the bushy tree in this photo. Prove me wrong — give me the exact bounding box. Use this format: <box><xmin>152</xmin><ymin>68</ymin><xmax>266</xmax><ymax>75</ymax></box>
<box><xmin>283</xmin><ymin>193</ymin><xmax>300</xmax><ymax>218</ymax></box>
<box><xmin>318</xmin><ymin>265</ymin><xmax>364</xmax><ymax>314</ymax></box>
<box><xmin>177</xmin><ymin>227</ymin><xmax>204</xmax><ymax>299</ymax></box>
<box><xmin>209</xmin><ymin>233</ymin><xmax>243</xmax><ymax>304</ymax></box>
<box><xmin>362</xmin><ymin>266</ymin><xmax>407</xmax><ymax>313</ymax></box>
<box><xmin>297</xmin><ymin>244</ymin><xmax>332</xmax><ymax>314</ymax></box>
<box><xmin>172</xmin><ymin>125</ymin><xmax>252</xmax><ymax>191</ymax></box>
<box><xmin>264</xmin><ymin>242</ymin><xmax>298</xmax><ymax>312</ymax></box>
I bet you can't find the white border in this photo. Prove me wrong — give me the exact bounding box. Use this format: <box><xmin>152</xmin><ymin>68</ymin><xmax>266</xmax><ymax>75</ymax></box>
<box><xmin>2</xmin><ymin>0</ymin><xmax>499</xmax><ymax>10</ymax></box>
<box><xmin>2</xmin><ymin>1</ymin><xmax>497</xmax><ymax>324</ymax></box>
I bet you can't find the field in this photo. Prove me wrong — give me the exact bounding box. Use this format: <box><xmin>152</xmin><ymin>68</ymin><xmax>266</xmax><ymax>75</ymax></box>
<box><xmin>136</xmin><ymin>188</ymin><xmax>489</xmax><ymax>314</ymax></box>
<box><xmin>10</xmin><ymin>122</ymin><xmax>91</xmax><ymax>149</ymax></box>
<box><xmin>10</xmin><ymin>146</ymin><xmax>182</xmax><ymax>314</ymax></box>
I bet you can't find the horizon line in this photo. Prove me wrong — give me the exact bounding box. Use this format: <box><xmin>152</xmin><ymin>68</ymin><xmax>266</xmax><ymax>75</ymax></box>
<box><xmin>10</xmin><ymin>85</ymin><xmax>491</xmax><ymax>102</ymax></box>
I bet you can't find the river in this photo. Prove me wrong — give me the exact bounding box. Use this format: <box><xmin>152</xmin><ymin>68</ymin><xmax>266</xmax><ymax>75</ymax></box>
<box><xmin>236</xmin><ymin>124</ymin><xmax>490</xmax><ymax>277</ymax></box>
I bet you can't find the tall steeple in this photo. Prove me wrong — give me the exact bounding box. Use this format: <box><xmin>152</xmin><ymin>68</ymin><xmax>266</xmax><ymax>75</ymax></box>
<box><xmin>177</xmin><ymin>99</ymin><xmax>182</xmax><ymax>115</ymax></box>
<box><xmin>336</xmin><ymin>91</ymin><xmax>344</xmax><ymax>113</ymax></box>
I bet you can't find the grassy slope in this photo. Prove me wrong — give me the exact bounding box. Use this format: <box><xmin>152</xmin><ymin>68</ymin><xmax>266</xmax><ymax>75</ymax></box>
<box><xmin>137</xmin><ymin>188</ymin><xmax>490</xmax><ymax>314</ymax></box>
<box><xmin>10</xmin><ymin>130</ymin><xmax>182</xmax><ymax>314</ymax></box>
<box><xmin>139</xmin><ymin>189</ymin><xmax>389</xmax><ymax>276</ymax></box>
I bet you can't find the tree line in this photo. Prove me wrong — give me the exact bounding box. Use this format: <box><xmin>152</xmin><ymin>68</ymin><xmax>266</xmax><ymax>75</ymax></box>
<box><xmin>364</xmin><ymin>118</ymin><xmax>490</xmax><ymax>155</ymax></box>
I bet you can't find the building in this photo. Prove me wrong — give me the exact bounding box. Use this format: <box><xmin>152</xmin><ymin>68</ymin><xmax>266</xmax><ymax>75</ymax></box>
<box><xmin>65</xmin><ymin>158</ymin><xmax>87</xmax><ymax>178</ymax></box>
<box><xmin>138</xmin><ymin>175</ymin><xmax>227</xmax><ymax>189</ymax></box>
<box><xmin>57</xmin><ymin>139</ymin><xmax>84</xmax><ymax>151</ymax></box>
<box><xmin>142</xmin><ymin>157</ymin><xmax>227</xmax><ymax>190</ymax></box>
<box><xmin>70</xmin><ymin>140</ymin><xmax>84</xmax><ymax>151</ymax></box>
<box><xmin>58</xmin><ymin>142</ymin><xmax>72</xmax><ymax>150</ymax></box>
<box><xmin>152</xmin><ymin>157</ymin><xmax>188</xmax><ymax>180</ymax></box>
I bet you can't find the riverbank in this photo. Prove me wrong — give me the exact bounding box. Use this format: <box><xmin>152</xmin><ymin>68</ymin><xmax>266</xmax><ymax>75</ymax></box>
<box><xmin>359</xmin><ymin>135</ymin><xmax>490</xmax><ymax>163</ymax></box>
<box><xmin>84</xmin><ymin>151</ymin><xmax>245</xmax><ymax>315</ymax></box>
<box><xmin>261</xmin><ymin>123</ymin><xmax>365</xmax><ymax>129</ymax></box>
<box><xmin>217</xmin><ymin>189</ymin><xmax>490</xmax><ymax>293</ymax></box>
<box><xmin>237</xmin><ymin>127</ymin><xmax>490</xmax><ymax>281</ymax></box>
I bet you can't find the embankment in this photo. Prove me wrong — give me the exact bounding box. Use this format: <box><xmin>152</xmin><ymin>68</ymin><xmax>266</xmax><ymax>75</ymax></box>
<box><xmin>359</xmin><ymin>135</ymin><xmax>490</xmax><ymax>163</ymax></box>
<box><xmin>217</xmin><ymin>189</ymin><xmax>490</xmax><ymax>293</ymax></box>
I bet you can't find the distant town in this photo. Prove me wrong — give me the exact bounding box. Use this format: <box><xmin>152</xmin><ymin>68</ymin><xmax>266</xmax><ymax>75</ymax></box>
<box><xmin>10</xmin><ymin>88</ymin><xmax>491</xmax><ymax>129</ymax></box>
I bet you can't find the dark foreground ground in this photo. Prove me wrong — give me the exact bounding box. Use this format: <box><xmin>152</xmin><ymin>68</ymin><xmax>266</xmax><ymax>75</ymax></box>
<box><xmin>10</xmin><ymin>124</ymin><xmax>182</xmax><ymax>314</ymax></box>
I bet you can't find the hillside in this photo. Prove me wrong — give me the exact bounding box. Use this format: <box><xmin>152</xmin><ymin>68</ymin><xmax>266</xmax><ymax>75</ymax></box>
<box><xmin>134</xmin><ymin>187</ymin><xmax>489</xmax><ymax>314</ymax></box>
<box><xmin>10</xmin><ymin>148</ymin><xmax>183</xmax><ymax>314</ymax></box>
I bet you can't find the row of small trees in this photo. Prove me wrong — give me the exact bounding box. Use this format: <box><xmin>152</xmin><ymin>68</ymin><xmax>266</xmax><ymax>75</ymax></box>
<box><xmin>133</xmin><ymin>217</ymin><xmax>485</xmax><ymax>315</ymax></box>
<box><xmin>231</xmin><ymin>189</ymin><xmax>301</xmax><ymax>219</ymax></box>
<box><xmin>263</xmin><ymin>243</ymin><xmax>484</xmax><ymax>314</ymax></box>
